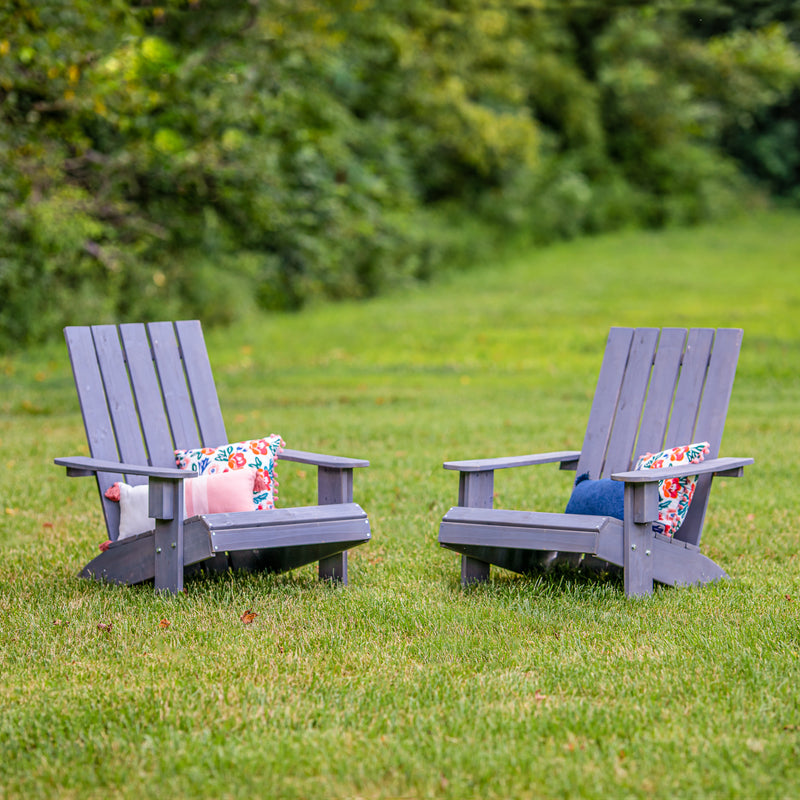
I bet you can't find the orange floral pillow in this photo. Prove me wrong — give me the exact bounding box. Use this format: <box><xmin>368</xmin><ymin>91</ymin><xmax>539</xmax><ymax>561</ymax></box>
<box><xmin>635</xmin><ymin>442</ymin><xmax>709</xmax><ymax>537</ymax></box>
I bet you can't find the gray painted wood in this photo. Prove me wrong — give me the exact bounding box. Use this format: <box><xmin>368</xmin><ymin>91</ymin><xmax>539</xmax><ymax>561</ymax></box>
<box><xmin>635</xmin><ymin>328</ymin><xmax>686</xmax><ymax>456</ymax></box>
<box><xmin>666</xmin><ymin>328</ymin><xmax>714</xmax><ymax>446</ymax></box>
<box><xmin>119</xmin><ymin>323</ymin><xmax>176</xmax><ymax>466</ymax></box>
<box><xmin>80</xmin><ymin>523</ymin><xmax>215</xmax><ymax>585</ymax></box>
<box><xmin>602</xmin><ymin>328</ymin><xmax>659</xmax><ymax>476</ymax></box>
<box><xmin>58</xmin><ymin>320</ymin><xmax>371</xmax><ymax>591</ymax></box>
<box><xmin>461</xmin><ymin>555</ymin><xmax>490</xmax><ymax>584</ymax></box>
<box><xmin>439</xmin><ymin>327</ymin><xmax>750</xmax><ymax>597</ymax></box>
<box><xmin>576</xmin><ymin>327</ymin><xmax>634</xmax><ymax>478</ymax></box>
<box><xmin>55</xmin><ymin>456</ymin><xmax>196</xmax><ymax>479</ymax></box>
<box><xmin>64</xmin><ymin>326</ymin><xmax>124</xmax><ymax>536</ymax></box>
<box><xmin>676</xmin><ymin>328</ymin><xmax>743</xmax><ymax>546</ymax></box>
<box><xmin>281</xmin><ymin>448</ymin><xmax>370</xmax><ymax>469</ymax></box>
<box><xmin>316</xmin><ymin>466</ymin><xmax>354</xmax><ymax>582</ymax></box>
<box><xmin>458</xmin><ymin>471</ymin><xmax>494</xmax><ymax>508</ymax></box>
<box><xmin>622</xmin><ymin>482</ymin><xmax>654</xmax><ymax>596</ymax></box>
<box><xmin>611</xmin><ymin>456</ymin><xmax>753</xmax><ymax>483</ymax></box>
<box><xmin>444</xmin><ymin>451</ymin><xmax>580</xmax><ymax>472</ymax></box>
<box><xmin>92</xmin><ymin>325</ymin><xmax>149</xmax><ymax>471</ymax></box>
<box><xmin>148</xmin><ymin>321</ymin><xmax>202</xmax><ymax>450</ymax></box>
<box><xmin>151</xmin><ymin>477</ymin><xmax>185</xmax><ymax>593</ymax></box>
<box><xmin>175</xmin><ymin>320</ymin><xmax>228</xmax><ymax>448</ymax></box>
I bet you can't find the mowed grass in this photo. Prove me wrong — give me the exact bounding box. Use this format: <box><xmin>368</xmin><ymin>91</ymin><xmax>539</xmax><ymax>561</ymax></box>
<box><xmin>1</xmin><ymin>208</ymin><xmax>799</xmax><ymax>799</ymax></box>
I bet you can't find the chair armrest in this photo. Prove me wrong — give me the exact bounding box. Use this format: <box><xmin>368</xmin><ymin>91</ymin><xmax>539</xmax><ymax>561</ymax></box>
<box><xmin>54</xmin><ymin>456</ymin><xmax>195</xmax><ymax>480</ymax></box>
<box><xmin>611</xmin><ymin>457</ymin><xmax>753</xmax><ymax>525</ymax></box>
<box><xmin>611</xmin><ymin>456</ymin><xmax>754</xmax><ymax>483</ymax></box>
<box><xmin>443</xmin><ymin>451</ymin><xmax>581</xmax><ymax>473</ymax></box>
<box><xmin>279</xmin><ymin>448</ymin><xmax>369</xmax><ymax>470</ymax></box>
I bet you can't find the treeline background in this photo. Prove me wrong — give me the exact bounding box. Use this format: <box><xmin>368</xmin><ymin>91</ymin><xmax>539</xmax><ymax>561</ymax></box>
<box><xmin>2</xmin><ymin>0</ymin><xmax>799</xmax><ymax>349</ymax></box>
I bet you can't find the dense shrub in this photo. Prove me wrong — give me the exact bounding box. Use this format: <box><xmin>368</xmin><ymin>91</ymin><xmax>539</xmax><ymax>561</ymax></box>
<box><xmin>1</xmin><ymin>0</ymin><xmax>798</xmax><ymax>349</ymax></box>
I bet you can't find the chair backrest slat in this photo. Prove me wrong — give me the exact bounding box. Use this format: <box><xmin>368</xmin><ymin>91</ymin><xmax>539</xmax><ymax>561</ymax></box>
<box><xmin>118</xmin><ymin>323</ymin><xmax>176</xmax><ymax>467</ymax></box>
<box><xmin>64</xmin><ymin>326</ymin><xmax>124</xmax><ymax>535</ymax></box>
<box><xmin>148</xmin><ymin>321</ymin><xmax>202</xmax><ymax>451</ymax></box>
<box><xmin>693</xmin><ymin>328</ymin><xmax>743</xmax><ymax>455</ymax></box>
<box><xmin>92</xmin><ymin>325</ymin><xmax>149</xmax><ymax>473</ymax></box>
<box><xmin>175</xmin><ymin>320</ymin><xmax>228</xmax><ymax>447</ymax></box>
<box><xmin>635</xmin><ymin>328</ymin><xmax>687</xmax><ymax>457</ymax></box>
<box><xmin>675</xmin><ymin>328</ymin><xmax>743</xmax><ymax>545</ymax></box>
<box><xmin>575</xmin><ymin>327</ymin><xmax>634</xmax><ymax>478</ymax></box>
<box><xmin>601</xmin><ymin>328</ymin><xmax>659</xmax><ymax>476</ymax></box>
<box><xmin>666</xmin><ymin>328</ymin><xmax>714</xmax><ymax>446</ymax></box>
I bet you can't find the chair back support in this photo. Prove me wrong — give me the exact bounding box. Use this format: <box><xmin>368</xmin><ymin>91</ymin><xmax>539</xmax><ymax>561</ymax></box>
<box><xmin>65</xmin><ymin>321</ymin><xmax>228</xmax><ymax>540</ymax></box>
<box><xmin>575</xmin><ymin>327</ymin><xmax>742</xmax><ymax>545</ymax></box>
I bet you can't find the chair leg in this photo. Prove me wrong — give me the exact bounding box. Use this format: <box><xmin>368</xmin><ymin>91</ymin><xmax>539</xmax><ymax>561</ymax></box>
<box><xmin>623</xmin><ymin>484</ymin><xmax>655</xmax><ymax>597</ymax></box>
<box><xmin>319</xmin><ymin>552</ymin><xmax>348</xmax><ymax>584</ymax></box>
<box><xmin>457</xmin><ymin>470</ymin><xmax>494</xmax><ymax>585</ymax></box>
<box><xmin>152</xmin><ymin>478</ymin><xmax>184</xmax><ymax>595</ymax></box>
<box><xmin>461</xmin><ymin>555</ymin><xmax>490</xmax><ymax>585</ymax></box>
<box><xmin>317</xmin><ymin>466</ymin><xmax>353</xmax><ymax>585</ymax></box>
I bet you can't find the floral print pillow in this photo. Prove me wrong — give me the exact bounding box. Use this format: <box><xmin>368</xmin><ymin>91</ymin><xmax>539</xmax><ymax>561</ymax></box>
<box><xmin>635</xmin><ymin>441</ymin><xmax>710</xmax><ymax>537</ymax></box>
<box><xmin>175</xmin><ymin>435</ymin><xmax>284</xmax><ymax>511</ymax></box>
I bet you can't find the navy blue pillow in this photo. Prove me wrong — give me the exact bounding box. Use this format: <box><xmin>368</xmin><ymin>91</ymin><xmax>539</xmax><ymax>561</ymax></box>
<box><xmin>565</xmin><ymin>473</ymin><xmax>624</xmax><ymax>520</ymax></box>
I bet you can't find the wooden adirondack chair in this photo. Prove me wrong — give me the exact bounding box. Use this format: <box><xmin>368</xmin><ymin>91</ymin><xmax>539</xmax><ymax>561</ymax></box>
<box><xmin>54</xmin><ymin>321</ymin><xmax>371</xmax><ymax>593</ymax></box>
<box><xmin>438</xmin><ymin>327</ymin><xmax>754</xmax><ymax>597</ymax></box>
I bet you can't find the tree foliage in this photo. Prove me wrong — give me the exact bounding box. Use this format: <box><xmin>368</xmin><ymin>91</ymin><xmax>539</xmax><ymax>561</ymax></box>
<box><xmin>1</xmin><ymin>0</ymin><xmax>799</xmax><ymax>348</ymax></box>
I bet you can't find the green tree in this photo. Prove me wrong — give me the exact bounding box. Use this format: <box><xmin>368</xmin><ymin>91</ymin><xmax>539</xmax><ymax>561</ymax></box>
<box><xmin>1</xmin><ymin>0</ymin><xmax>799</xmax><ymax>349</ymax></box>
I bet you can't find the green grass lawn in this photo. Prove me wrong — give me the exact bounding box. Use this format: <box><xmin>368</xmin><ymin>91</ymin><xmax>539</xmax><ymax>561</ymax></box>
<box><xmin>1</xmin><ymin>208</ymin><xmax>799</xmax><ymax>799</ymax></box>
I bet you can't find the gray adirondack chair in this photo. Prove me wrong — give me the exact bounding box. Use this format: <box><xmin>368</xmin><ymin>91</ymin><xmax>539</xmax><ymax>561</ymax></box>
<box><xmin>54</xmin><ymin>321</ymin><xmax>371</xmax><ymax>593</ymax></box>
<box><xmin>439</xmin><ymin>328</ymin><xmax>753</xmax><ymax>597</ymax></box>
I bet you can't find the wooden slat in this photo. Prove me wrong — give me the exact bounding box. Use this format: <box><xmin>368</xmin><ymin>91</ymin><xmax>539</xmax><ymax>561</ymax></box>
<box><xmin>441</xmin><ymin>506</ymin><xmax>615</xmax><ymax>532</ymax></box>
<box><xmin>281</xmin><ymin>448</ymin><xmax>370</xmax><ymax>469</ymax></box>
<box><xmin>635</xmin><ymin>328</ymin><xmax>687</xmax><ymax>457</ymax></box>
<box><xmin>676</xmin><ymin>329</ymin><xmax>743</xmax><ymax>547</ymax></box>
<box><xmin>65</xmin><ymin>327</ymin><xmax>119</xmax><ymax>463</ymax></box>
<box><xmin>666</xmin><ymin>328</ymin><xmax>714</xmax><ymax>446</ymax></box>
<box><xmin>693</xmin><ymin>328</ymin><xmax>743</xmax><ymax>456</ymax></box>
<box><xmin>602</xmin><ymin>328</ymin><xmax>659</xmax><ymax>476</ymax></box>
<box><xmin>443</xmin><ymin>451</ymin><xmax>580</xmax><ymax>472</ymax></box>
<box><xmin>206</xmin><ymin>503</ymin><xmax>368</xmax><ymax>528</ymax></box>
<box><xmin>119</xmin><ymin>323</ymin><xmax>176</xmax><ymax>466</ymax></box>
<box><xmin>64</xmin><ymin>326</ymin><xmax>123</xmax><ymax>537</ymax></box>
<box><xmin>174</xmin><ymin>320</ymin><xmax>227</xmax><ymax>447</ymax></box>
<box><xmin>147</xmin><ymin>321</ymin><xmax>201</xmax><ymax>450</ymax></box>
<box><xmin>91</xmin><ymin>325</ymin><xmax>148</xmax><ymax>471</ymax></box>
<box><xmin>576</xmin><ymin>327</ymin><xmax>634</xmax><ymax>478</ymax></box>
<box><xmin>79</xmin><ymin>523</ymin><xmax>214</xmax><ymax>585</ymax></box>
<box><xmin>651</xmin><ymin>534</ymin><xmax>728</xmax><ymax>587</ymax></box>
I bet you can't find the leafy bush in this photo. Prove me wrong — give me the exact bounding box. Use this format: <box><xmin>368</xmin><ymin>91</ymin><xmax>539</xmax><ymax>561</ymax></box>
<box><xmin>1</xmin><ymin>0</ymin><xmax>799</xmax><ymax>349</ymax></box>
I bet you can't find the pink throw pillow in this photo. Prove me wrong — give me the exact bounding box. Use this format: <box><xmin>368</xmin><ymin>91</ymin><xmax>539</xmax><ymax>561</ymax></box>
<box><xmin>184</xmin><ymin>467</ymin><xmax>258</xmax><ymax>517</ymax></box>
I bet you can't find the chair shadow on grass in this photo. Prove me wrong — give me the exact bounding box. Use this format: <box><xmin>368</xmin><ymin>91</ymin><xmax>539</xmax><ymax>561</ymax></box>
<box><xmin>448</xmin><ymin>557</ymin><xmax>627</xmax><ymax>600</ymax></box>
